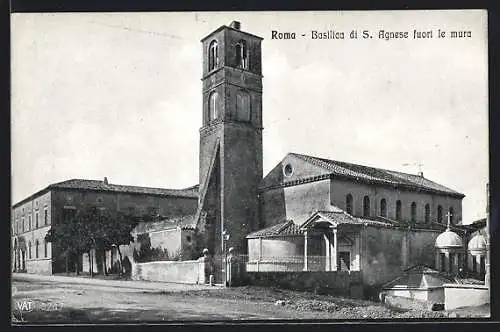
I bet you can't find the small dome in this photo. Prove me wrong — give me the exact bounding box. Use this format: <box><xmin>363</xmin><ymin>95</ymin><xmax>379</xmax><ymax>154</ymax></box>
<box><xmin>435</xmin><ymin>230</ymin><xmax>463</xmax><ymax>248</ymax></box>
<box><xmin>468</xmin><ymin>233</ymin><xmax>487</xmax><ymax>251</ymax></box>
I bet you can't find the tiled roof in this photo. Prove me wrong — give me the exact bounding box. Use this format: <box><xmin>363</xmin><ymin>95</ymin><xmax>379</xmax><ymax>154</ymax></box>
<box><xmin>291</xmin><ymin>153</ymin><xmax>464</xmax><ymax>197</ymax></box>
<box><xmin>246</xmin><ymin>220</ymin><xmax>302</xmax><ymax>238</ymax></box>
<box><xmin>50</xmin><ymin>179</ymin><xmax>199</xmax><ymax>198</ymax></box>
<box><xmin>133</xmin><ymin>214</ymin><xmax>197</xmax><ymax>234</ymax></box>
<box><xmin>312</xmin><ymin>211</ymin><xmax>393</xmax><ymax>227</ymax></box>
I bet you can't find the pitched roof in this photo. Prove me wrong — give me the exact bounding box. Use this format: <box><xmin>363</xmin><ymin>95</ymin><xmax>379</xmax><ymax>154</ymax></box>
<box><xmin>289</xmin><ymin>153</ymin><xmax>464</xmax><ymax>198</ymax></box>
<box><xmin>133</xmin><ymin>214</ymin><xmax>197</xmax><ymax>234</ymax></box>
<box><xmin>301</xmin><ymin>210</ymin><xmax>392</xmax><ymax>230</ymax></box>
<box><xmin>13</xmin><ymin>179</ymin><xmax>199</xmax><ymax>208</ymax></box>
<box><xmin>382</xmin><ymin>265</ymin><xmax>456</xmax><ymax>289</ymax></box>
<box><xmin>246</xmin><ymin>220</ymin><xmax>302</xmax><ymax>238</ymax></box>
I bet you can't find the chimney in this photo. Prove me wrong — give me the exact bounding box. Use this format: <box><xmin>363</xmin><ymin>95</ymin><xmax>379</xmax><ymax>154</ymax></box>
<box><xmin>418</xmin><ymin>171</ymin><xmax>424</xmax><ymax>177</ymax></box>
<box><xmin>230</xmin><ymin>21</ymin><xmax>241</xmax><ymax>30</ymax></box>
<box><xmin>104</xmin><ymin>177</ymin><xmax>108</xmax><ymax>185</ymax></box>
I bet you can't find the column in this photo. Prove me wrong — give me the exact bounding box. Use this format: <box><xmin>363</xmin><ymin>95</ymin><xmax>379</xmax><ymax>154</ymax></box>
<box><xmin>303</xmin><ymin>231</ymin><xmax>308</xmax><ymax>271</ymax></box>
<box><xmin>332</xmin><ymin>229</ymin><xmax>338</xmax><ymax>271</ymax></box>
<box><xmin>324</xmin><ymin>233</ymin><xmax>331</xmax><ymax>271</ymax></box>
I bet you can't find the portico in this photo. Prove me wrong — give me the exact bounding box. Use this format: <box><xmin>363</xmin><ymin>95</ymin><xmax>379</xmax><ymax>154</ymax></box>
<box><xmin>300</xmin><ymin>211</ymin><xmax>362</xmax><ymax>272</ymax></box>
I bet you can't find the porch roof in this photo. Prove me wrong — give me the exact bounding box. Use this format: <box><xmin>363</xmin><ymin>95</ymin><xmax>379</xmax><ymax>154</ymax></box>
<box><xmin>246</xmin><ymin>220</ymin><xmax>302</xmax><ymax>238</ymax></box>
<box><xmin>300</xmin><ymin>210</ymin><xmax>392</xmax><ymax>230</ymax></box>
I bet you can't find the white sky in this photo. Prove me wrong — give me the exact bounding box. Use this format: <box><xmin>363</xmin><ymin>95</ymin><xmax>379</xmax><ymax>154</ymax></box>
<box><xmin>11</xmin><ymin>10</ymin><xmax>488</xmax><ymax>224</ymax></box>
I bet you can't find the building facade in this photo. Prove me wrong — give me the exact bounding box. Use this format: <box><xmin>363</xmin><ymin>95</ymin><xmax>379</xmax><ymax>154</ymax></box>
<box><xmin>12</xmin><ymin>178</ymin><xmax>198</xmax><ymax>275</ymax></box>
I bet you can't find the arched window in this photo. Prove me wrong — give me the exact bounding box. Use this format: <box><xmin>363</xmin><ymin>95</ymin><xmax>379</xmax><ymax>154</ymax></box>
<box><xmin>380</xmin><ymin>199</ymin><xmax>387</xmax><ymax>217</ymax></box>
<box><xmin>472</xmin><ymin>256</ymin><xmax>477</xmax><ymax>273</ymax></box>
<box><xmin>208</xmin><ymin>91</ymin><xmax>219</xmax><ymax>121</ymax></box>
<box><xmin>437</xmin><ymin>205</ymin><xmax>443</xmax><ymax>223</ymax></box>
<box><xmin>22</xmin><ymin>218</ymin><xmax>24</xmax><ymax>232</ymax></box>
<box><xmin>425</xmin><ymin>204</ymin><xmax>430</xmax><ymax>223</ymax></box>
<box><xmin>363</xmin><ymin>196</ymin><xmax>370</xmax><ymax>217</ymax></box>
<box><xmin>449</xmin><ymin>207</ymin><xmax>454</xmax><ymax>224</ymax></box>
<box><xmin>236</xmin><ymin>91</ymin><xmax>251</xmax><ymax>122</ymax></box>
<box><xmin>440</xmin><ymin>253</ymin><xmax>446</xmax><ymax>272</ymax></box>
<box><xmin>396</xmin><ymin>200</ymin><xmax>402</xmax><ymax>221</ymax></box>
<box><xmin>346</xmin><ymin>194</ymin><xmax>353</xmax><ymax>215</ymax></box>
<box><xmin>44</xmin><ymin>240</ymin><xmax>48</xmax><ymax>257</ymax></box>
<box><xmin>35</xmin><ymin>240</ymin><xmax>39</xmax><ymax>259</ymax></box>
<box><xmin>410</xmin><ymin>202</ymin><xmax>417</xmax><ymax>222</ymax></box>
<box><xmin>28</xmin><ymin>241</ymin><xmax>31</xmax><ymax>259</ymax></box>
<box><xmin>208</xmin><ymin>40</ymin><xmax>218</xmax><ymax>71</ymax></box>
<box><xmin>35</xmin><ymin>212</ymin><xmax>39</xmax><ymax>228</ymax></box>
<box><xmin>235</xmin><ymin>39</ymin><xmax>248</xmax><ymax>69</ymax></box>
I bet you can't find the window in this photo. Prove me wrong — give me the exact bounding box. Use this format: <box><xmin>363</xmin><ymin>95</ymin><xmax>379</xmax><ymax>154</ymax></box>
<box><xmin>35</xmin><ymin>212</ymin><xmax>38</xmax><ymax>228</ymax></box>
<box><xmin>363</xmin><ymin>196</ymin><xmax>370</xmax><ymax>217</ymax></box>
<box><xmin>209</xmin><ymin>91</ymin><xmax>219</xmax><ymax>121</ymax></box>
<box><xmin>283</xmin><ymin>163</ymin><xmax>293</xmax><ymax>177</ymax></box>
<box><xmin>380</xmin><ymin>199</ymin><xmax>387</xmax><ymax>218</ymax></box>
<box><xmin>346</xmin><ymin>194</ymin><xmax>353</xmax><ymax>215</ymax></box>
<box><xmin>63</xmin><ymin>208</ymin><xmax>76</xmax><ymax>222</ymax></box>
<box><xmin>44</xmin><ymin>208</ymin><xmax>48</xmax><ymax>225</ymax></box>
<box><xmin>425</xmin><ymin>204</ymin><xmax>430</xmax><ymax>223</ymax></box>
<box><xmin>440</xmin><ymin>253</ymin><xmax>446</xmax><ymax>272</ymax></box>
<box><xmin>35</xmin><ymin>240</ymin><xmax>39</xmax><ymax>259</ymax></box>
<box><xmin>410</xmin><ymin>202</ymin><xmax>417</xmax><ymax>222</ymax></box>
<box><xmin>437</xmin><ymin>205</ymin><xmax>443</xmax><ymax>223</ymax></box>
<box><xmin>480</xmin><ymin>256</ymin><xmax>485</xmax><ymax>275</ymax></box>
<box><xmin>186</xmin><ymin>236</ymin><xmax>192</xmax><ymax>243</ymax></box>
<box><xmin>458</xmin><ymin>253</ymin><xmax>463</xmax><ymax>270</ymax></box>
<box><xmin>208</xmin><ymin>40</ymin><xmax>218</xmax><ymax>71</ymax></box>
<box><xmin>396</xmin><ymin>200</ymin><xmax>402</xmax><ymax>221</ymax></box>
<box><xmin>28</xmin><ymin>241</ymin><xmax>31</xmax><ymax>259</ymax></box>
<box><xmin>449</xmin><ymin>207</ymin><xmax>454</xmax><ymax>224</ymax></box>
<box><xmin>44</xmin><ymin>241</ymin><xmax>48</xmax><ymax>257</ymax></box>
<box><xmin>22</xmin><ymin>218</ymin><xmax>25</xmax><ymax>233</ymax></box>
<box><xmin>236</xmin><ymin>90</ymin><xmax>251</xmax><ymax>122</ymax></box>
<box><xmin>235</xmin><ymin>39</ymin><xmax>248</xmax><ymax>69</ymax></box>
<box><xmin>449</xmin><ymin>253</ymin><xmax>455</xmax><ymax>273</ymax></box>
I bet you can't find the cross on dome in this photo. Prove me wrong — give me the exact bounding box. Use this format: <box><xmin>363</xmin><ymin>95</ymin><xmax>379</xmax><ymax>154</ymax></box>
<box><xmin>446</xmin><ymin>211</ymin><xmax>453</xmax><ymax>230</ymax></box>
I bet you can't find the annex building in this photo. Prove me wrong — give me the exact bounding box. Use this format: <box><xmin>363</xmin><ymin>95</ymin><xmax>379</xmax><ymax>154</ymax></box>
<box><xmin>12</xmin><ymin>21</ymin><xmax>487</xmax><ymax>296</ymax></box>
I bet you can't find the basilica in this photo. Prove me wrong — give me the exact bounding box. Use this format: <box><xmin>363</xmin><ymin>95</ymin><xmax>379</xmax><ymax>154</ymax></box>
<box><xmin>12</xmin><ymin>21</ymin><xmax>489</xmax><ymax>301</ymax></box>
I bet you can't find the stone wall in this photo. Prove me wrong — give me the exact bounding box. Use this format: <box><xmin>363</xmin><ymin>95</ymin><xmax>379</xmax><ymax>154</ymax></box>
<box><xmin>131</xmin><ymin>260</ymin><xmax>203</xmax><ymax>284</ymax></box>
<box><xmin>25</xmin><ymin>258</ymin><xmax>52</xmax><ymax>275</ymax></box>
<box><xmin>443</xmin><ymin>284</ymin><xmax>490</xmax><ymax>310</ymax></box>
<box><xmin>245</xmin><ymin>271</ymin><xmax>363</xmax><ymax>298</ymax></box>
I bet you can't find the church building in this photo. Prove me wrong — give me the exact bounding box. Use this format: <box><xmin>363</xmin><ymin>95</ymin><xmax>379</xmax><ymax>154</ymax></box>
<box><xmin>13</xmin><ymin>21</ymin><xmax>475</xmax><ymax>294</ymax></box>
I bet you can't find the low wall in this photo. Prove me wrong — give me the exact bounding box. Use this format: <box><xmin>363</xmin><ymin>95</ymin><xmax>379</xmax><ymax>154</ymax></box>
<box><xmin>131</xmin><ymin>259</ymin><xmax>202</xmax><ymax>284</ymax></box>
<box><xmin>383</xmin><ymin>294</ymin><xmax>429</xmax><ymax>311</ymax></box>
<box><xmin>26</xmin><ymin>258</ymin><xmax>52</xmax><ymax>275</ymax></box>
<box><xmin>245</xmin><ymin>271</ymin><xmax>363</xmax><ymax>298</ymax></box>
<box><xmin>444</xmin><ymin>284</ymin><xmax>490</xmax><ymax>310</ymax></box>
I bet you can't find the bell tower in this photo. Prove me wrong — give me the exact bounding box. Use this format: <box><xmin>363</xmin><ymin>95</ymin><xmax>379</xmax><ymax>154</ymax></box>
<box><xmin>197</xmin><ymin>21</ymin><xmax>263</xmax><ymax>260</ymax></box>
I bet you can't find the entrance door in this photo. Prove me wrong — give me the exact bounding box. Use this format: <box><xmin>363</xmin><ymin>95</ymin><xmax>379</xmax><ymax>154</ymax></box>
<box><xmin>338</xmin><ymin>252</ymin><xmax>351</xmax><ymax>271</ymax></box>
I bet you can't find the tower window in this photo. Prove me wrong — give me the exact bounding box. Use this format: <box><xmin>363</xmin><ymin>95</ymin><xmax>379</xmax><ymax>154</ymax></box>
<box><xmin>208</xmin><ymin>91</ymin><xmax>220</xmax><ymax>121</ymax></box>
<box><xmin>363</xmin><ymin>196</ymin><xmax>370</xmax><ymax>218</ymax></box>
<box><xmin>35</xmin><ymin>240</ymin><xmax>39</xmax><ymax>259</ymax></box>
<box><xmin>410</xmin><ymin>202</ymin><xmax>417</xmax><ymax>222</ymax></box>
<box><xmin>437</xmin><ymin>205</ymin><xmax>443</xmax><ymax>223</ymax></box>
<box><xmin>396</xmin><ymin>200</ymin><xmax>402</xmax><ymax>221</ymax></box>
<box><xmin>346</xmin><ymin>194</ymin><xmax>353</xmax><ymax>215</ymax></box>
<box><xmin>208</xmin><ymin>40</ymin><xmax>219</xmax><ymax>71</ymax></box>
<box><xmin>380</xmin><ymin>198</ymin><xmax>387</xmax><ymax>218</ymax></box>
<box><xmin>236</xmin><ymin>90</ymin><xmax>251</xmax><ymax>122</ymax></box>
<box><xmin>440</xmin><ymin>252</ymin><xmax>445</xmax><ymax>272</ymax></box>
<box><xmin>235</xmin><ymin>40</ymin><xmax>248</xmax><ymax>69</ymax></box>
<box><xmin>449</xmin><ymin>253</ymin><xmax>455</xmax><ymax>273</ymax></box>
<box><xmin>425</xmin><ymin>204</ymin><xmax>430</xmax><ymax>223</ymax></box>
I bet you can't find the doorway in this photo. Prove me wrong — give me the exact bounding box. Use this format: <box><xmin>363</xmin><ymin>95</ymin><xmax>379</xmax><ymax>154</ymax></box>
<box><xmin>338</xmin><ymin>251</ymin><xmax>351</xmax><ymax>271</ymax></box>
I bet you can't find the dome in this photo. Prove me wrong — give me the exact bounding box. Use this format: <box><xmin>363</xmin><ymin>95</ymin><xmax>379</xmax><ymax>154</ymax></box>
<box><xmin>468</xmin><ymin>233</ymin><xmax>487</xmax><ymax>252</ymax></box>
<box><xmin>435</xmin><ymin>230</ymin><xmax>463</xmax><ymax>248</ymax></box>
